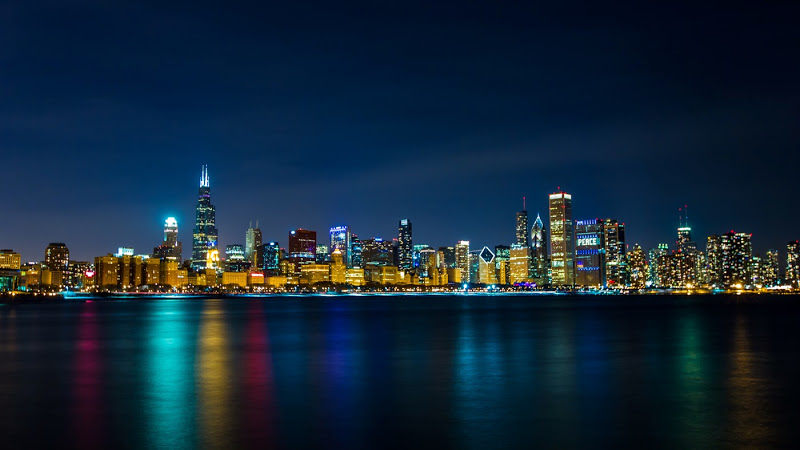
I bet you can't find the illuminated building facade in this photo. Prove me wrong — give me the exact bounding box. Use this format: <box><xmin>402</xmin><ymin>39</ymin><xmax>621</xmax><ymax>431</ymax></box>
<box><xmin>0</xmin><ymin>249</ymin><xmax>21</xmax><ymax>292</ymax></box>
<box><xmin>225</xmin><ymin>244</ymin><xmax>247</xmax><ymax>272</ymax></box>
<box><xmin>628</xmin><ymin>244</ymin><xmax>647</xmax><ymax>288</ymax></box>
<box><xmin>397</xmin><ymin>219</ymin><xmax>412</xmax><ymax>269</ymax></box>
<box><xmin>330</xmin><ymin>249</ymin><xmax>346</xmax><ymax>284</ymax></box>
<box><xmin>245</xmin><ymin>222</ymin><xmax>262</xmax><ymax>267</ymax></box>
<box><xmin>658</xmin><ymin>252</ymin><xmax>696</xmax><ymax>288</ymax></box>
<box><xmin>530</xmin><ymin>213</ymin><xmax>548</xmax><ymax>284</ymax></box>
<box><xmin>494</xmin><ymin>245</ymin><xmax>510</xmax><ymax>285</ymax></box>
<box><xmin>787</xmin><ymin>241</ymin><xmax>800</xmax><ymax>288</ymax></box>
<box><xmin>361</xmin><ymin>238</ymin><xmax>394</xmax><ymax>267</ymax></box>
<box><xmin>516</xmin><ymin>208</ymin><xmax>529</xmax><ymax>247</ymax></box>
<box><xmin>763</xmin><ymin>249</ymin><xmax>780</xmax><ymax>287</ymax></box>
<box><xmin>455</xmin><ymin>240</ymin><xmax>470</xmax><ymax>283</ymax></box>
<box><xmin>575</xmin><ymin>219</ymin><xmax>605</xmax><ymax>287</ymax></box>
<box><xmin>478</xmin><ymin>247</ymin><xmax>496</xmax><ymax>285</ymax></box>
<box><xmin>45</xmin><ymin>242</ymin><xmax>69</xmax><ymax>271</ymax></box>
<box><xmin>603</xmin><ymin>219</ymin><xmax>627</xmax><ymax>287</ymax></box>
<box><xmin>330</xmin><ymin>226</ymin><xmax>351</xmax><ymax>267</ymax></box>
<box><xmin>351</xmin><ymin>234</ymin><xmax>363</xmax><ymax>268</ymax></box>
<box><xmin>191</xmin><ymin>165</ymin><xmax>219</xmax><ymax>271</ymax></box>
<box><xmin>316</xmin><ymin>244</ymin><xmax>329</xmax><ymax>263</ymax></box>
<box><xmin>258</xmin><ymin>241</ymin><xmax>280</xmax><ymax>274</ymax></box>
<box><xmin>720</xmin><ymin>232</ymin><xmax>753</xmax><ymax>288</ymax></box>
<box><xmin>438</xmin><ymin>246</ymin><xmax>456</xmax><ymax>268</ymax></box>
<box><xmin>549</xmin><ymin>192</ymin><xmax>574</xmax><ymax>286</ymax></box>
<box><xmin>648</xmin><ymin>243</ymin><xmax>669</xmax><ymax>286</ymax></box>
<box><xmin>509</xmin><ymin>244</ymin><xmax>530</xmax><ymax>284</ymax></box>
<box><xmin>288</xmin><ymin>228</ymin><xmax>316</xmax><ymax>266</ymax></box>
<box><xmin>153</xmin><ymin>217</ymin><xmax>182</xmax><ymax>262</ymax></box>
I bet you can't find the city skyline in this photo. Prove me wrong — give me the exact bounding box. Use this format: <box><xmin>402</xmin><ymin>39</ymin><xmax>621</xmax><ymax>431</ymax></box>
<box><xmin>2</xmin><ymin>163</ymin><xmax>797</xmax><ymax>263</ymax></box>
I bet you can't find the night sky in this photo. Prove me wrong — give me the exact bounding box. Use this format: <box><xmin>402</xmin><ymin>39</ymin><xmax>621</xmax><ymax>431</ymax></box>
<box><xmin>2</xmin><ymin>1</ymin><xmax>798</xmax><ymax>262</ymax></box>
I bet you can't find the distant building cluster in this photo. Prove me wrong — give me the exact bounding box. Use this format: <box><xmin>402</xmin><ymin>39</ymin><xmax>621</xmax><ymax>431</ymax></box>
<box><xmin>2</xmin><ymin>167</ymin><xmax>799</xmax><ymax>294</ymax></box>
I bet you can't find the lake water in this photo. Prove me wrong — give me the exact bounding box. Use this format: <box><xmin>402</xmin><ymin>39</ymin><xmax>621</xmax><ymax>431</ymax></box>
<box><xmin>1</xmin><ymin>294</ymin><xmax>799</xmax><ymax>449</ymax></box>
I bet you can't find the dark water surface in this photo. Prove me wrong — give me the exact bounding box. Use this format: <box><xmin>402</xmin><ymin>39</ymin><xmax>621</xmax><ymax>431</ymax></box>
<box><xmin>1</xmin><ymin>294</ymin><xmax>799</xmax><ymax>449</ymax></box>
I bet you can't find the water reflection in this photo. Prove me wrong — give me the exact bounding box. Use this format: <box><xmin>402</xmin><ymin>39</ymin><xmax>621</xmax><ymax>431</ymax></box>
<box><xmin>72</xmin><ymin>303</ymin><xmax>105</xmax><ymax>448</ymax></box>
<box><xmin>196</xmin><ymin>301</ymin><xmax>234</xmax><ymax>448</ymax></box>
<box><xmin>145</xmin><ymin>305</ymin><xmax>195</xmax><ymax>448</ymax></box>
<box><xmin>241</xmin><ymin>302</ymin><xmax>277</xmax><ymax>446</ymax></box>
<box><xmin>727</xmin><ymin>313</ymin><xmax>774</xmax><ymax>446</ymax></box>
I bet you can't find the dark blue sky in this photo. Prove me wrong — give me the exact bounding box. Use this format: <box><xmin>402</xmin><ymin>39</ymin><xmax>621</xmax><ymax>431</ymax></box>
<box><xmin>2</xmin><ymin>1</ymin><xmax>798</xmax><ymax>262</ymax></box>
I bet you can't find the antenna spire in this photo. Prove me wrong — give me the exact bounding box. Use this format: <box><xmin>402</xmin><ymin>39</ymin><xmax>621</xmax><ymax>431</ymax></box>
<box><xmin>523</xmin><ymin>196</ymin><xmax>526</xmax><ymax>211</ymax></box>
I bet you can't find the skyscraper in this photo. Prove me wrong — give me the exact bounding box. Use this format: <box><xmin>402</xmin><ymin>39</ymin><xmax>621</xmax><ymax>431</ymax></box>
<box><xmin>516</xmin><ymin>200</ymin><xmax>529</xmax><ymax>247</ymax></box>
<box><xmin>224</xmin><ymin>244</ymin><xmax>247</xmax><ymax>272</ymax></box>
<box><xmin>530</xmin><ymin>213</ymin><xmax>549</xmax><ymax>284</ymax></box>
<box><xmin>259</xmin><ymin>241</ymin><xmax>281</xmax><ymax>274</ymax></box>
<box><xmin>575</xmin><ymin>219</ymin><xmax>605</xmax><ymax>287</ymax></box>
<box><xmin>648</xmin><ymin>243</ymin><xmax>669</xmax><ymax>286</ymax></box>
<box><xmin>628</xmin><ymin>244</ymin><xmax>647</xmax><ymax>288</ymax></box>
<box><xmin>604</xmin><ymin>219</ymin><xmax>628</xmax><ymax>287</ymax></box>
<box><xmin>361</xmin><ymin>238</ymin><xmax>394</xmax><ymax>267</ymax></box>
<box><xmin>245</xmin><ymin>222</ymin><xmax>262</xmax><ymax>267</ymax></box>
<box><xmin>455</xmin><ymin>240</ymin><xmax>470</xmax><ymax>283</ymax></box>
<box><xmin>713</xmin><ymin>231</ymin><xmax>753</xmax><ymax>288</ymax></box>
<box><xmin>397</xmin><ymin>219</ymin><xmax>413</xmax><ymax>269</ymax></box>
<box><xmin>549</xmin><ymin>191</ymin><xmax>574</xmax><ymax>286</ymax></box>
<box><xmin>330</xmin><ymin>226</ymin><xmax>351</xmax><ymax>267</ymax></box>
<box><xmin>478</xmin><ymin>247</ymin><xmax>497</xmax><ymax>284</ymax></box>
<box><xmin>288</xmin><ymin>229</ymin><xmax>316</xmax><ymax>266</ymax></box>
<box><xmin>191</xmin><ymin>165</ymin><xmax>219</xmax><ymax>271</ymax></box>
<box><xmin>153</xmin><ymin>217</ymin><xmax>182</xmax><ymax>262</ymax></box>
<box><xmin>763</xmin><ymin>249</ymin><xmax>780</xmax><ymax>287</ymax></box>
<box><xmin>787</xmin><ymin>241</ymin><xmax>799</xmax><ymax>288</ymax></box>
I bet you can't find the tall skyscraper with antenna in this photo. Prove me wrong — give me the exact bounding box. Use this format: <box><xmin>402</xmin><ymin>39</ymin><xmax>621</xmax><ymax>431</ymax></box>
<box><xmin>191</xmin><ymin>165</ymin><xmax>219</xmax><ymax>271</ymax></box>
<box><xmin>677</xmin><ymin>205</ymin><xmax>696</xmax><ymax>253</ymax></box>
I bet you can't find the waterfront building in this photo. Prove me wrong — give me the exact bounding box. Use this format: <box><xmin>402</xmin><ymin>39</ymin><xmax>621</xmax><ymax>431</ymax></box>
<box><xmin>658</xmin><ymin>252</ymin><xmax>696</xmax><ymax>288</ymax></box>
<box><xmin>159</xmin><ymin>260</ymin><xmax>180</xmax><ymax>286</ymax></box>
<box><xmin>191</xmin><ymin>165</ymin><xmax>219</xmax><ymax>271</ymax></box>
<box><xmin>763</xmin><ymin>249</ymin><xmax>780</xmax><ymax>287</ymax></box>
<box><xmin>221</xmin><ymin>271</ymin><xmax>247</xmax><ymax>288</ymax></box>
<box><xmin>330</xmin><ymin>226</ymin><xmax>352</xmax><ymax>267</ymax></box>
<box><xmin>706</xmin><ymin>235</ymin><xmax>723</xmax><ymax>287</ymax></box>
<box><xmin>575</xmin><ymin>219</ymin><xmax>605</xmax><ymax>287</ymax></box>
<box><xmin>330</xmin><ymin>249</ymin><xmax>346</xmax><ymax>284</ymax></box>
<box><xmin>455</xmin><ymin>240</ymin><xmax>470</xmax><ymax>283</ymax></box>
<box><xmin>494</xmin><ymin>245</ymin><xmax>510</xmax><ymax>285</ymax></box>
<box><xmin>647</xmin><ymin>243</ymin><xmax>669</xmax><ymax>287</ymax></box>
<box><xmin>603</xmin><ymin>219</ymin><xmax>627</xmax><ymax>287</ymax></box>
<box><xmin>397</xmin><ymin>219</ymin><xmax>413</xmax><ymax>269</ymax></box>
<box><xmin>478</xmin><ymin>247</ymin><xmax>497</xmax><ymax>285</ymax></box>
<box><xmin>549</xmin><ymin>192</ymin><xmax>574</xmax><ymax>286</ymax></box>
<box><xmin>245</xmin><ymin>222</ymin><xmax>262</xmax><ymax>267</ymax></box>
<box><xmin>45</xmin><ymin>242</ymin><xmax>69</xmax><ymax>271</ymax></box>
<box><xmin>300</xmin><ymin>264</ymin><xmax>330</xmax><ymax>285</ymax></box>
<box><xmin>628</xmin><ymin>244</ymin><xmax>647</xmax><ymax>289</ymax></box>
<box><xmin>0</xmin><ymin>249</ymin><xmax>21</xmax><ymax>291</ymax></box>
<box><xmin>345</xmin><ymin>268</ymin><xmax>365</xmax><ymax>286</ymax></box>
<box><xmin>721</xmin><ymin>232</ymin><xmax>753</xmax><ymax>288</ymax></box>
<box><xmin>530</xmin><ymin>213</ymin><xmax>549</xmax><ymax>284</ymax></box>
<box><xmin>365</xmin><ymin>266</ymin><xmax>398</xmax><ymax>285</ymax></box>
<box><xmin>787</xmin><ymin>241</ymin><xmax>800</xmax><ymax>288</ymax></box>
<box><xmin>509</xmin><ymin>244</ymin><xmax>530</xmax><ymax>284</ymax></box>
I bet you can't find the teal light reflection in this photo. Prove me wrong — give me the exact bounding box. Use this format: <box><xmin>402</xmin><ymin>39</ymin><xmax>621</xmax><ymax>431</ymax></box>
<box><xmin>145</xmin><ymin>305</ymin><xmax>196</xmax><ymax>448</ymax></box>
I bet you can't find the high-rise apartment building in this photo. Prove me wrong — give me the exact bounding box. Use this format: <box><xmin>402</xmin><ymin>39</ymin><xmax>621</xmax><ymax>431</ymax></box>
<box><xmin>549</xmin><ymin>192</ymin><xmax>574</xmax><ymax>286</ymax></box>
<box><xmin>191</xmin><ymin>165</ymin><xmax>219</xmax><ymax>271</ymax></box>
<box><xmin>628</xmin><ymin>244</ymin><xmax>647</xmax><ymax>288</ymax></box>
<box><xmin>648</xmin><ymin>243</ymin><xmax>669</xmax><ymax>286</ymax></box>
<box><xmin>763</xmin><ymin>249</ymin><xmax>780</xmax><ymax>287</ymax></box>
<box><xmin>259</xmin><ymin>241</ymin><xmax>280</xmax><ymax>274</ymax></box>
<box><xmin>397</xmin><ymin>219</ymin><xmax>413</xmax><ymax>269</ymax></box>
<box><xmin>45</xmin><ymin>242</ymin><xmax>70</xmax><ymax>271</ymax></box>
<box><xmin>719</xmin><ymin>232</ymin><xmax>753</xmax><ymax>288</ymax></box>
<box><xmin>787</xmin><ymin>241</ymin><xmax>799</xmax><ymax>288</ymax></box>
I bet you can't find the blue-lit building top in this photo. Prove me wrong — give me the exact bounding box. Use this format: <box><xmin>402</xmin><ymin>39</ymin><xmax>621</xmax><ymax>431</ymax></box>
<box><xmin>330</xmin><ymin>226</ymin><xmax>351</xmax><ymax>267</ymax></box>
<box><xmin>191</xmin><ymin>165</ymin><xmax>219</xmax><ymax>271</ymax></box>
